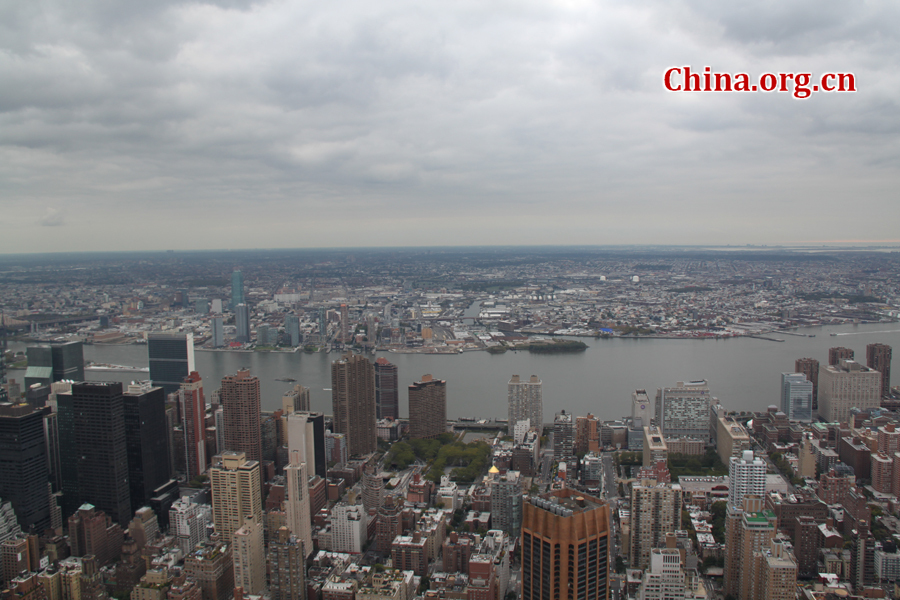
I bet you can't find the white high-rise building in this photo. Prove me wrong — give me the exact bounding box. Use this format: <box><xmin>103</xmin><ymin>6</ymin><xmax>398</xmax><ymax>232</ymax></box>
<box><xmin>632</xmin><ymin>389</ymin><xmax>653</xmax><ymax>425</ymax></box>
<box><xmin>818</xmin><ymin>359</ymin><xmax>882</xmax><ymax>423</ymax></box>
<box><xmin>639</xmin><ymin>549</ymin><xmax>686</xmax><ymax>600</ymax></box>
<box><xmin>513</xmin><ymin>419</ymin><xmax>531</xmax><ymax>444</ymax></box>
<box><xmin>729</xmin><ymin>450</ymin><xmax>766</xmax><ymax>508</ymax></box>
<box><xmin>169</xmin><ymin>496</ymin><xmax>211</xmax><ymax>554</ymax></box>
<box><xmin>781</xmin><ymin>373</ymin><xmax>813</xmax><ymax>422</ymax></box>
<box><xmin>284</xmin><ymin>450</ymin><xmax>313</xmax><ymax>559</ymax></box>
<box><xmin>233</xmin><ymin>517</ymin><xmax>265</xmax><ymax>594</ymax></box>
<box><xmin>655</xmin><ymin>380</ymin><xmax>713</xmax><ymax>439</ymax></box>
<box><xmin>331</xmin><ymin>503</ymin><xmax>365</xmax><ymax>553</ymax></box>
<box><xmin>508</xmin><ymin>375</ymin><xmax>542</xmax><ymax>436</ymax></box>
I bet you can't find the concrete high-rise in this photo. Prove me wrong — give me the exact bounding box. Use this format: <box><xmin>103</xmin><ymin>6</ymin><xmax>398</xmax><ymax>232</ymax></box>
<box><xmin>632</xmin><ymin>389</ymin><xmax>653</xmax><ymax>426</ymax></box>
<box><xmin>639</xmin><ymin>549</ymin><xmax>686</xmax><ymax>600</ymax></box>
<box><xmin>231</xmin><ymin>270</ymin><xmax>244</xmax><ymax>309</ymax></box>
<box><xmin>818</xmin><ymin>359</ymin><xmax>882</xmax><ymax>422</ymax></box>
<box><xmin>508</xmin><ymin>375</ymin><xmax>542</xmax><ymax>437</ymax></box>
<box><xmin>340</xmin><ymin>303</ymin><xmax>350</xmax><ymax>343</ymax></box>
<box><xmin>630</xmin><ymin>481</ymin><xmax>682</xmax><ymax>571</ymax></box>
<box><xmin>284</xmin><ymin>314</ymin><xmax>301</xmax><ymax>347</ymax></box>
<box><xmin>57</xmin><ymin>382</ymin><xmax>131</xmax><ymax>524</ymax></box>
<box><xmin>781</xmin><ymin>373</ymin><xmax>813</xmax><ymax>422</ymax></box>
<box><xmin>24</xmin><ymin>341</ymin><xmax>84</xmax><ymax>388</ymax></box>
<box><xmin>268</xmin><ymin>527</ymin><xmax>306</xmax><ymax>600</ymax></box>
<box><xmin>282</xmin><ymin>384</ymin><xmax>310</xmax><ymax>413</ymax></box>
<box><xmin>210</xmin><ymin>316</ymin><xmax>224</xmax><ymax>348</ymax></box>
<box><xmin>723</xmin><ymin>495</ymin><xmax>777</xmax><ymax>600</ymax></box>
<box><xmin>148</xmin><ymin>333</ymin><xmax>195</xmax><ymax>396</ymax></box>
<box><xmin>232</xmin><ymin>517</ymin><xmax>265</xmax><ymax>594</ymax></box>
<box><xmin>234</xmin><ymin>304</ymin><xmax>250</xmax><ymax>343</ymax></box>
<box><xmin>284</xmin><ymin>450</ymin><xmax>313</xmax><ymax>559</ymax></box>
<box><xmin>331</xmin><ymin>352</ymin><xmax>376</xmax><ymax>457</ymax></box>
<box><xmin>828</xmin><ymin>346</ymin><xmax>854</xmax><ymax>366</ymax></box>
<box><xmin>553</xmin><ymin>410</ymin><xmax>575</xmax><ymax>460</ymax></box>
<box><xmin>0</xmin><ymin>403</ymin><xmax>50</xmax><ymax>531</ymax></box>
<box><xmin>490</xmin><ymin>470</ymin><xmax>523</xmax><ymax>536</ymax></box>
<box><xmin>123</xmin><ymin>382</ymin><xmax>171</xmax><ymax>516</ymax></box>
<box><xmin>180</xmin><ymin>372</ymin><xmax>207</xmax><ymax>481</ymax></box>
<box><xmin>795</xmin><ymin>358</ymin><xmax>819</xmax><ymax>410</ymax></box>
<box><xmin>209</xmin><ymin>452</ymin><xmax>261</xmax><ymax>542</ymax></box>
<box><xmin>729</xmin><ymin>450</ymin><xmax>766</xmax><ymax>508</ymax></box>
<box><xmin>867</xmin><ymin>343</ymin><xmax>892</xmax><ymax>398</ymax></box>
<box><xmin>286</xmin><ymin>411</ymin><xmax>326</xmax><ymax>479</ymax></box>
<box><xmin>221</xmin><ymin>369</ymin><xmax>262</xmax><ymax>463</ymax></box>
<box><xmin>408</xmin><ymin>374</ymin><xmax>446</xmax><ymax>439</ymax></box>
<box><xmin>575</xmin><ymin>413</ymin><xmax>599</xmax><ymax>455</ymax></box>
<box><xmin>374</xmin><ymin>358</ymin><xmax>399</xmax><ymax>420</ymax></box>
<box><xmin>522</xmin><ymin>489</ymin><xmax>611</xmax><ymax>600</ymax></box>
<box><xmin>655</xmin><ymin>380</ymin><xmax>712</xmax><ymax>439</ymax></box>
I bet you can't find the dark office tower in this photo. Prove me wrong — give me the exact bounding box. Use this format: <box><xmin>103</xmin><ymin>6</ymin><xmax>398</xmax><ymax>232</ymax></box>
<box><xmin>408</xmin><ymin>374</ymin><xmax>447</xmax><ymax>439</ymax></box>
<box><xmin>340</xmin><ymin>303</ymin><xmax>350</xmax><ymax>343</ymax></box>
<box><xmin>57</xmin><ymin>382</ymin><xmax>131</xmax><ymax>524</ymax></box>
<box><xmin>222</xmin><ymin>369</ymin><xmax>262</xmax><ymax>462</ymax></box>
<box><xmin>180</xmin><ymin>372</ymin><xmax>207</xmax><ymax>481</ymax></box>
<box><xmin>231</xmin><ymin>270</ymin><xmax>245</xmax><ymax>309</ymax></box>
<box><xmin>829</xmin><ymin>346</ymin><xmax>854</xmax><ymax>366</ymax></box>
<box><xmin>867</xmin><ymin>343</ymin><xmax>892</xmax><ymax>398</ymax></box>
<box><xmin>795</xmin><ymin>358</ymin><xmax>820</xmax><ymax>410</ymax></box>
<box><xmin>331</xmin><ymin>352</ymin><xmax>376</xmax><ymax>457</ymax></box>
<box><xmin>374</xmin><ymin>357</ymin><xmax>399</xmax><ymax>420</ymax></box>
<box><xmin>24</xmin><ymin>342</ymin><xmax>84</xmax><ymax>388</ymax></box>
<box><xmin>123</xmin><ymin>382</ymin><xmax>171</xmax><ymax>516</ymax></box>
<box><xmin>148</xmin><ymin>333</ymin><xmax>196</xmax><ymax>396</ymax></box>
<box><xmin>235</xmin><ymin>304</ymin><xmax>251</xmax><ymax>343</ymax></box>
<box><xmin>0</xmin><ymin>403</ymin><xmax>50</xmax><ymax>531</ymax></box>
<box><xmin>522</xmin><ymin>489</ymin><xmax>611</xmax><ymax>600</ymax></box>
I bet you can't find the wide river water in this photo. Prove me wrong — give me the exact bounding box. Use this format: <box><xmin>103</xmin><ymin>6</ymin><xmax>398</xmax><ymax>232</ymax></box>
<box><xmin>15</xmin><ymin>322</ymin><xmax>895</xmax><ymax>424</ymax></box>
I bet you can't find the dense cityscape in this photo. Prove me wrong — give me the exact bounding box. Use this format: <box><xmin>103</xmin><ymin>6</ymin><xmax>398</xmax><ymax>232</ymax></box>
<box><xmin>0</xmin><ymin>247</ymin><xmax>898</xmax><ymax>600</ymax></box>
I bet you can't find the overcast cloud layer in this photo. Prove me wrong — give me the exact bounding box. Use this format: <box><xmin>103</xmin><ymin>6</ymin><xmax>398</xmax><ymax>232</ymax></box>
<box><xmin>1</xmin><ymin>0</ymin><xmax>898</xmax><ymax>252</ymax></box>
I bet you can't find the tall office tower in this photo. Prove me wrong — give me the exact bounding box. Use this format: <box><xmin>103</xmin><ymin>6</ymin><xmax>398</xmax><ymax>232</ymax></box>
<box><xmin>24</xmin><ymin>341</ymin><xmax>85</xmax><ymax>387</ymax></box>
<box><xmin>781</xmin><ymin>373</ymin><xmax>813</xmax><ymax>422</ymax></box>
<box><xmin>639</xmin><ymin>549</ymin><xmax>687</xmax><ymax>600</ymax></box>
<box><xmin>0</xmin><ymin>403</ymin><xmax>50</xmax><ymax>531</ymax></box>
<box><xmin>818</xmin><ymin>360</ymin><xmax>882</xmax><ymax>422</ymax></box>
<box><xmin>408</xmin><ymin>374</ymin><xmax>447</xmax><ymax>439</ymax></box>
<box><xmin>284</xmin><ymin>450</ymin><xmax>313</xmax><ymax>559</ymax></box>
<box><xmin>56</xmin><ymin>382</ymin><xmax>131</xmax><ymax>524</ymax></box>
<box><xmin>362</xmin><ymin>465</ymin><xmax>384</xmax><ymax>511</ymax></box>
<box><xmin>508</xmin><ymin>375</ymin><xmax>542</xmax><ymax>437</ymax></box>
<box><xmin>723</xmin><ymin>495</ymin><xmax>776</xmax><ymax>600</ymax></box>
<box><xmin>209</xmin><ymin>451</ymin><xmax>261</xmax><ymax>542</ymax></box>
<box><xmin>795</xmin><ymin>358</ymin><xmax>819</xmax><ymax>410</ymax></box>
<box><xmin>729</xmin><ymin>450</ymin><xmax>766</xmax><ymax>508</ymax></box>
<box><xmin>490</xmin><ymin>470</ymin><xmax>523</xmax><ymax>536</ymax></box>
<box><xmin>282</xmin><ymin>384</ymin><xmax>310</xmax><ymax>414</ymax></box>
<box><xmin>284</xmin><ymin>314</ymin><xmax>301</xmax><ymax>347</ymax></box>
<box><xmin>123</xmin><ymin>382</ymin><xmax>171</xmax><ymax>515</ymax></box>
<box><xmin>148</xmin><ymin>333</ymin><xmax>196</xmax><ymax>396</ymax></box>
<box><xmin>331</xmin><ymin>352</ymin><xmax>376</xmax><ymax>457</ymax></box>
<box><xmin>221</xmin><ymin>369</ymin><xmax>262</xmax><ymax>462</ymax></box>
<box><xmin>286</xmin><ymin>411</ymin><xmax>326</xmax><ymax>479</ymax></box>
<box><xmin>521</xmin><ymin>489</ymin><xmax>611</xmax><ymax>600</ymax></box>
<box><xmin>867</xmin><ymin>343</ymin><xmax>892</xmax><ymax>398</ymax></box>
<box><xmin>339</xmin><ymin>303</ymin><xmax>350</xmax><ymax>343</ymax></box>
<box><xmin>268</xmin><ymin>527</ymin><xmax>306</xmax><ymax>600</ymax></box>
<box><xmin>553</xmin><ymin>410</ymin><xmax>575</xmax><ymax>460</ymax></box>
<box><xmin>180</xmin><ymin>372</ymin><xmax>207</xmax><ymax>481</ymax></box>
<box><xmin>234</xmin><ymin>304</ymin><xmax>251</xmax><ymax>343</ymax></box>
<box><xmin>374</xmin><ymin>358</ymin><xmax>399</xmax><ymax>421</ymax></box>
<box><xmin>630</xmin><ymin>481</ymin><xmax>682</xmax><ymax>571</ymax></box>
<box><xmin>829</xmin><ymin>346</ymin><xmax>854</xmax><ymax>366</ymax></box>
<box><xmin>231</xmin><ymin>270</ymin><xmax>244</xmax><ymax>309</ymax></box>
<box><xmin>655</xmin><ymin>380</ymin><xmax>712</xmax><ymax>439</ymax></box>
<box><xmin>317</xmin><ymin>307</ymin><xmax>327</xmax><ymax>343</ymax></box>
<box><xmin>232</xmin><ymin>517</ymin><xmax>265</xmax><ymax>594</ymax></box>
<box><xmin>632</xmin><ymin>389</ymin><xmax>653</xmax><ymax>425</ymax></box>
<box><xmin>210</xmin><ymin>316</ymin><xmax>224</xmax><ymax>348</ymax></box>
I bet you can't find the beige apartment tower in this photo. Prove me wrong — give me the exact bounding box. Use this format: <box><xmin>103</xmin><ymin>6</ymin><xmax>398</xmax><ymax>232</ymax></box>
<box><xmin>508</xmin><ymin>375</ymin><xmax>542</xmax><ymax>437</ymax></box>
<box><xmin>209</xmin><ymin>452</ymin><xmax>262</xmax><ymax>542</ymax></box>
<box><xmin>331</xmin><ymin>352</ymin><xmax>377</xmax><ymax>457</ymax></box>
<box><xmin>408</xmin><ymin>374</ymin><xmax>447</xmax><ymax>439</ymax></box>
<box><xmin>221</xmin><ymin>369</ymin><xmax>262</xmax><ymax>462</ymax></box>
<box><xmin>817</xmin><ymin>359</ymin><xmax>882</xmax><ymax>422</ymax></box>
<box><xmin>232</xmin><ymin>517</ymin><xmax>265</xmax><ymax>595</ymax></box>
<box><xmin>630</xmin><ymin>481</ymin><xmax>682</xmax><ymax>570</ymax></box>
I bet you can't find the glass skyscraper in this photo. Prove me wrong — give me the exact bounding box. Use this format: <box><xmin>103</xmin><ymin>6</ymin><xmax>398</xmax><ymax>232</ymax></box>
<box><xmin>148</xmin><ymin>333</ymin><xmax>195</xmax><ymax>395</ymax></box>
<box><xmin>231</xmin><ymin>270</ymin><xmax>245</xmax><ymax>309</ymax></box>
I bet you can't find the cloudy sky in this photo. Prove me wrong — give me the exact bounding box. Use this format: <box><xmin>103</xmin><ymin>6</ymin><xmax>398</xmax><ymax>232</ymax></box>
<box><xmin>1</xmin><ymin>0</ymin><xmax>898</xmax><ymax>253</ymax></box>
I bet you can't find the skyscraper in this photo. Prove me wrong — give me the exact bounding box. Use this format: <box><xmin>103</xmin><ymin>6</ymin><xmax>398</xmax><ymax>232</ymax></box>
<box><xmin>0</xmin><ymin>403</ymin><xmax>50</xmax><ymax>531</ymax></box>
<box><xmin>553</xmin><ymin>410</ymin><xmax>575</xmax><ymax>461</ymax></box>
<box><xmin>286</xmin><ymin>411</ymin><xmax>326</xmax><ymax>479</ymax></box>
<box><xmin>781</xmin><ymin>373</ymin><xmax>813</xmax><ymax>422</ymax></box>
<box><xmin>123</xmin><ymin>382</ymin><xmax>171</xmax><ymax>516</ymax></box>
<box><xmin>210</xmin><ymin>316</ymin><xmax>224</xmax><ymax>348</ymax></box>
<box><xmin>729</xmin><ymin>450</ymin><xmax>766</xmax><ymax>508</ymax></box>
<box><xmin>232</xmin><ymin>517</ymin><xmax>265</xmax><ymax>594</ymax></box>
<box><xmin>284</xmin><ymin>450</ymin><xmax>313</xmax><ymax>559</ymax></box>
<box><xmin>24</xmin><ymin>341</ymin><xmax>85</xmax><ymax>388</ymax></box>
<box><xmin>867</xmin><ymin>343</ymin><xmax>892</xmax><ymax>398</ymax></box>
<box><xmin>148</xmin><ymin>333</ymin><xmax>195</xmax><ymax>396</ymax></box>
<box><xmin>340</xmin><ymin>303</ymin><xmax>350</xmax><ymax>343</ymax></box>
<box><xmin>631</xmin><ymin>389</ymin><xmax>653</xmax><ymax>426</ymax></box>
<box><xmin>268</xmin><ymin>527</ymin><xmax>306</xmax><ymax>600</ymax></box>
<box><xmin>655</xmin><ymin>380</ymin><xmax>712</xmax><ymax>439</ymax></box>
<box><xmin>57</xmin><ymin>382</ymin><xmax>131</xmax><ymax>524</ymax></box>
<box><xmin>374</xmin><ymin>358</ymin><xmax>399</xmax><ymax>420</ymax></box>
<box><xmin>231</xmin><ymin>270</ymin><xmax>244</xmax><ymax>309</ymax></box>
<box><xmin>408</xmin><ymin>374</ymin><xmax>446</xmax><ymax>439</ymax></box>
<box><xmin>180</xmin><ymin>372</ymin><xmax>207</xmax><ymax>481</ymax></box>
<box><xmin>490</xmin><ymin>470</ymin><xmax>523</xmax><ymax>536</ymax></box>
<box><xmin>630</xmin><ymin>480</ymin><xmax>682</xmax><ymax>570</ymax></box>
<box><xmin>282</xmin><ymin>384</ymin><xmax>310</xmax><ymax>413</ymax></box>
<box><xmin>284</xmin><ymin>314</ymin><xmax>301</xmax><ymax>347</ymax></box>
<box><xmin>818</xmin><ymin>359</ymin><xmax>882</xmax><ymax>422</ymax></box>
<box><xmin>221</xmin><ymin>369</ymin><xmax>262</xmax><ymax>462</ymax></box>
<box><xmin>508</xmin><ymin>375</ymin><xmax>542</xmax><ymax>437</ymax></box>
<box><xmin>828</xmin><ymin>346</ymin><xmax>854</xmax><ymax>366</ymax></box>
<box><xmin>317</xmin><ymin>307</ymin><xmax>327</xmax><ymax>343</ymax></box>
<box><xmin>209</xmin><ymin>451</ymin><xmax>262</xmax><ymax>542</ymax></box>
<box><xmin>723</xmin><ymin>495</ymin><xmax>777</xmax><ymax>600</ymax></box>
<box><xmin>234</xmin><ymin>304</ymin><xmax>251</xmax><ymax>343</ymax></box>
<box><xmin>795</xmin><ymin>358</ymin><xmax>819</xmax><ymax>410</ymax></box>
<box><xmin>331</xmin><ymin>352</ymin><xmax>376</xmax><ymax>457</ymax></box>
<box><xmin>522</xmin><ymin>489</ymin><xmax>611</xmax><ymax>600</ymax></box>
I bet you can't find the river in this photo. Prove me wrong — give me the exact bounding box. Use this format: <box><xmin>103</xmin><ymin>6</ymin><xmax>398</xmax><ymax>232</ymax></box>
<box><xmin>9</xmin><ymin>322</ymin><xmax>897</xmax><ymax>424</ymax></box>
